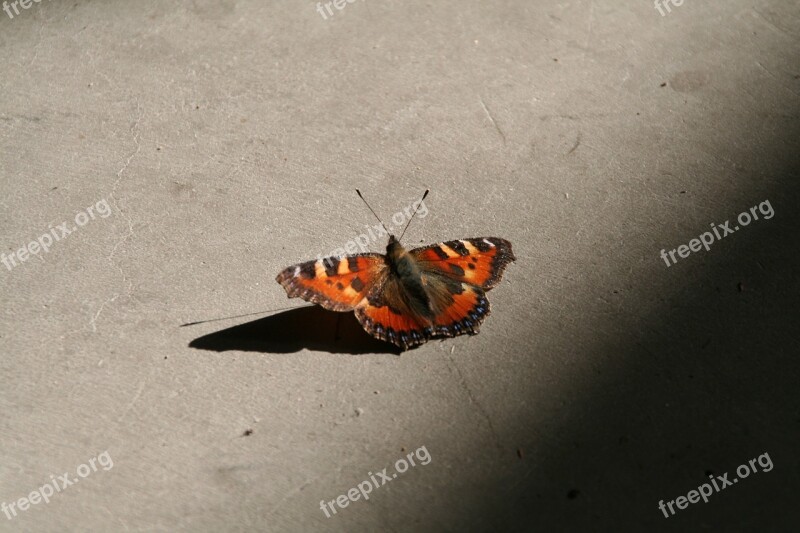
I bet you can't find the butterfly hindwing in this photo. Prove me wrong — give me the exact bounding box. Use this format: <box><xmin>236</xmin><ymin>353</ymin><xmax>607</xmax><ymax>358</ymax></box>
<box><xmin>424</xmin><ymin>278</ymin><xmax>491</xmax><ymax>333</ymax></box>
<box><xmin>276</xmin><ymin>254</ymin><xmax>387</xmax><ymax>312</ymax></box>
<box><xmin>409</xmin><ymin>237</ymin><xmax>515</xmax><ymax>289</ymax></box>
<box><xmin>355</xmin><ymin>278</ymin><xmax>491</xmax><ymax>350</ymax></box>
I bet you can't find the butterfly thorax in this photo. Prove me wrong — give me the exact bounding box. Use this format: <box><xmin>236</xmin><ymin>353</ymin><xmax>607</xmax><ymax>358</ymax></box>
<box><xmin>386</xmin><ymin>236</ymin><xmax>435</xmax><ymax>320</ymax></box>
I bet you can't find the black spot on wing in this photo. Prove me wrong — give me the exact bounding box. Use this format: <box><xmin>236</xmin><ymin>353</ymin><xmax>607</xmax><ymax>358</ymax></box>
<box><xmin>447</xmin><ymin>240</ymin><xmax>469</xmax><ymax>256</ymax></box>
<box><xmin>449</xmin><ymin>263</ymin><xmax>466</xmax><ymax>276</ymax></box>
<box><xmin>348</xmin><ymin>256</ymin><xmax>360</xmax><ymax>272</ymax></box>
<box><xmin>299</xmin><ymin>262</ymin><xmax>316</xmax><ymax>279</ymax></box>
<box><xmin>336</xmin><ymin>282</ymin><xmax>344</xmax><ymax>290</ymax></box>
<box><xmin>469</xmin><ymin>238</ymin><xmax>493</xmax><ymax>252</ymax></box>
<box><xmin>323</xmin><ymin>256</ymin><xmax>340</xmax><ymax>277</ymax></box>
<box><xmin>351</xmin><ymin>277</ymin><xmax>365</xmax><ymax>291</ymax></box>
<box><xmin>431</xmin><ymin>246</ymin><xmax>449</xmax><ymax>260</ymax></box>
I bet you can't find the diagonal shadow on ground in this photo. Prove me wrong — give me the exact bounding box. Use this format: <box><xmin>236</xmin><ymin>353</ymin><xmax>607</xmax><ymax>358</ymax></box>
<box><xmin>187</xmin><ymin>306</ymin><xmax>401</xmax><ymax>355</ymax></box>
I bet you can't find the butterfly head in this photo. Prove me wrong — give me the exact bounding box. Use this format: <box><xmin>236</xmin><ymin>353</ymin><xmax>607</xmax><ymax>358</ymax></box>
<box><xmin>386</xmin><ymin>234</ymin><xmax>407</xmax><ymax>261</ymax></box>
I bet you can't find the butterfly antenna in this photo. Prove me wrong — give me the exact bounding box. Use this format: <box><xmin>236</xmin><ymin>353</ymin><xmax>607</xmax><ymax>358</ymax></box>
<box><xmin>355</xmin><ymin>189</ymin><xmax>390</xmax><ymax>235</ymax></box>
<box><xmin>398</xmin><ymin>189</ymin><xmax>430</xmax><ymax>241</ymax></box>
<box><xmin>179</xmin><ymin>304</ymin><xmax>312</xmax><ymax>327</ymax></box>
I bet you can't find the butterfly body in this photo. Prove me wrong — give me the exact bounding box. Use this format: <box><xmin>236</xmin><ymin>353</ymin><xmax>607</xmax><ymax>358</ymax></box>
<box><xmin>277</xmin><ymin>235</ymin><xmax>515</xmax><ymax>350</ymax></box>
<box><xmin>384</xmin><ymin>236</ymin><xmax>436</xmax><ymax>321</ymax></box>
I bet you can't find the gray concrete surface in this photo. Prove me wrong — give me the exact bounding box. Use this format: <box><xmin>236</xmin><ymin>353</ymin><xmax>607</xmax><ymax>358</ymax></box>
<box><xmin>2</xmin><ymin>0</ymin><xmax>799</xmax><ymax>531</ymax></box>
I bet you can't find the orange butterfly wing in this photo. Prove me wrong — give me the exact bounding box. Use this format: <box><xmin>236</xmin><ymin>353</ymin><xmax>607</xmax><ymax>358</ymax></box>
<box><xmin>354</xmin><ymin>274</ymin><xmax>437</xmax><ymax>348</ymax></box>
<box><xmin>356</xmin><ymin>281</ymin><xmax>491</xmax><ymax>347</ymax></box>
<box><xmin>276</xmin><ymin>255</ymin><xmax>387</xmax><ymax>312</ymax></box>
<box><xmin>409</xmin><ymin>237</ymin><xmax>516</xmax><ymax>290</ymax></box>
<box><xmin>357</xmin><ymin>238</ymin><xmax>514</xmax><ymax>349</ymax></box>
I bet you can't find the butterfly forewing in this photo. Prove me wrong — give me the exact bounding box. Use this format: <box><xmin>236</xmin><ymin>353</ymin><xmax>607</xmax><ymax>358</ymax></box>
<box><xmin>409</xmin><ymin>237</ymin><xmax>515</xmax><ymax>289</ymax></box>
<box><xmin>276</xmin><ymin>254</ymin><xmax>387</xmax><ymax>312</ymax></box>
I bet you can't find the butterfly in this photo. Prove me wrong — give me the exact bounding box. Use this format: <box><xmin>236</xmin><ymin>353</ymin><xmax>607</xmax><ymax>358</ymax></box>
<box><xmin>275</xmin><ymin>191</ymin><xmax>515</xmax><ymax>350</ymax></box>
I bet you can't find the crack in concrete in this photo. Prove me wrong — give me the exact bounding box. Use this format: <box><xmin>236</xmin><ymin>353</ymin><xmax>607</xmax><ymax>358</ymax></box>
<box><xmin>446</xmin><ymin>352</ymin><xmax>503</xmax><ymax>451</ymax></box>
<box><xmin>480</xmin><ymin>97</ymin><xmax>506</xmax><ymax>145</ymax></box>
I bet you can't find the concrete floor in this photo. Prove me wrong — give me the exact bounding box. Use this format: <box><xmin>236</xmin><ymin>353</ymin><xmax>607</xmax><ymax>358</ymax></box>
<box><xmin>1</xmin><ymin>0</ymin><xmax>799</xmax><ymax>531</ymax></box>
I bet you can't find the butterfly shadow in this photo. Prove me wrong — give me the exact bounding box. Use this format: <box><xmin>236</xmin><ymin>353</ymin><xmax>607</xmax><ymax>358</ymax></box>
<box><xmin>187</xmin><ymin>306</ymin><xmax>402</xmax><ymax>355</ymax></box>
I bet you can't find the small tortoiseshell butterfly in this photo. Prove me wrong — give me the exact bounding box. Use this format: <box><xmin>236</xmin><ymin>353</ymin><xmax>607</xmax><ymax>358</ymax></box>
<box><xmin>276</xmin><ymin>191</ymin><xmax>515</xmax><ymax>350</ymax></box>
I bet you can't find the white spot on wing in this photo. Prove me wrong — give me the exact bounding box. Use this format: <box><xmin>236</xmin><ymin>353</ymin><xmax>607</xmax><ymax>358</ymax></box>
<box><xmin>293</xmin><ymin>266</ymin><xmax>300</xmax><ymax>277</ymax></box>
<box><xmin>483</xmin><ymin>238</ymin><xmax>495</xmax><ymax>247</ymax></box>
<box><xmin>314</xmin><ymin>260</ymin><xmax>327</xmax><ymax>279</ymax></box>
